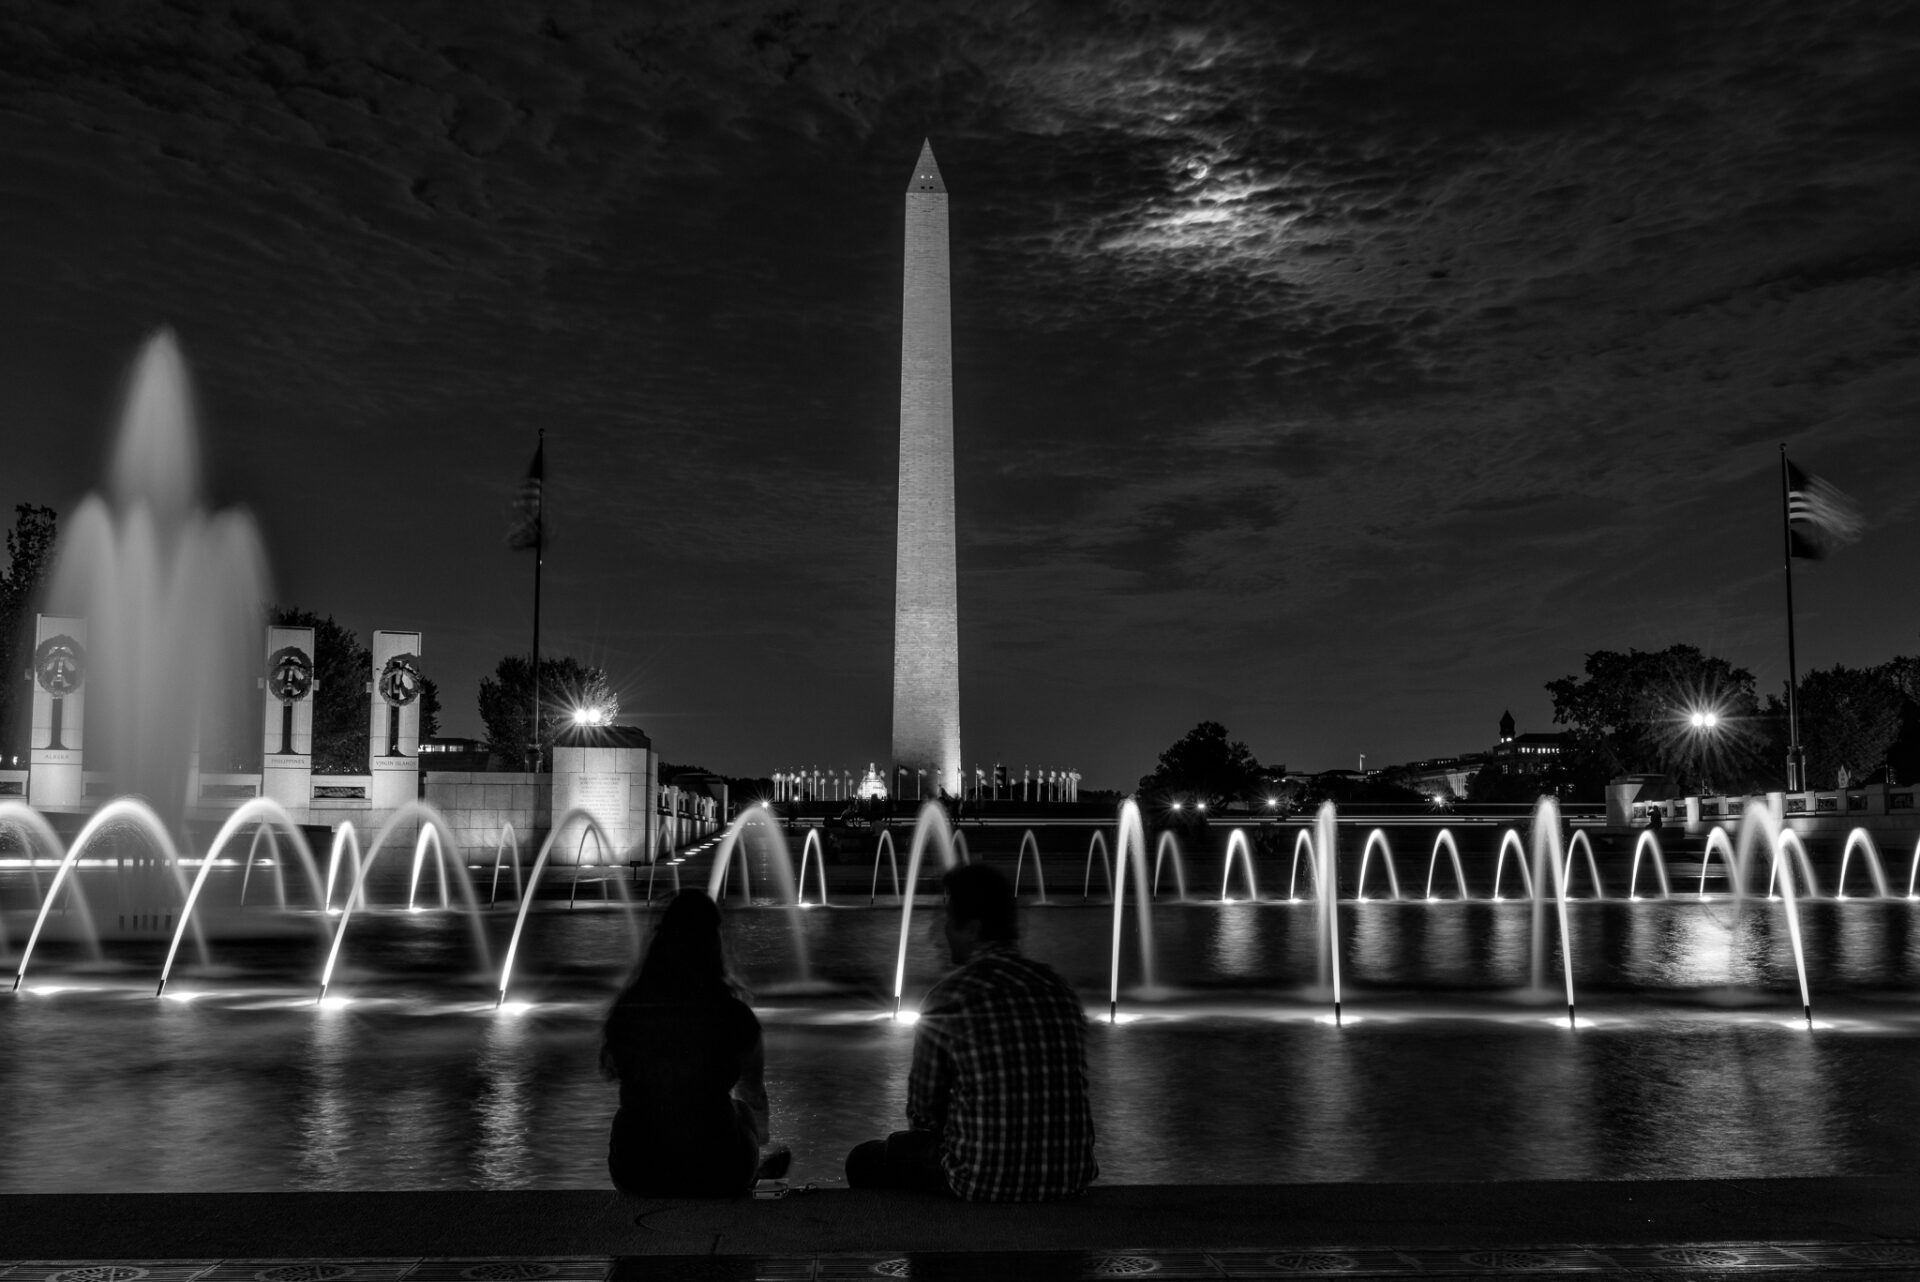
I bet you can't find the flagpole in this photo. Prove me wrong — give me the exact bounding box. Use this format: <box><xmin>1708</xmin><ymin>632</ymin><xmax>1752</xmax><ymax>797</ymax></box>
<box><xmin>530</xmin><ymin>427</ymin><xmax>545</xmax><ymax>778</ymax></box>
<box><xmin>1779</xmin><ymin>444</ymin><xmax>1804</xmax><ymax>792</ymax></box>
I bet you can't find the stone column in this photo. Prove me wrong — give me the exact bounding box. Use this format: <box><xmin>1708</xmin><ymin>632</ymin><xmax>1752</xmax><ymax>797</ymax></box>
<box><xmin>368</xmin><ymin>630</ymin><xmax>423</xmax><ymax>811</ymax></box>
<box><xmin>261</xmin><ymin>624</ymin><xmax>315</xmax><ymax>817</ymax></box>
<box><xmin>27</xmin><ymin>616</ymin><xmax>87</xmax><ymax>809</ymax></box>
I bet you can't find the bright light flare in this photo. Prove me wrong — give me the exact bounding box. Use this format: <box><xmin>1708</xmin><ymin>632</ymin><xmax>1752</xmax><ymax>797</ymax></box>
<box><xmin>892</xmin><ymin>1009</ymin><xmax>921</xmax><ymax>1026</ymax></box>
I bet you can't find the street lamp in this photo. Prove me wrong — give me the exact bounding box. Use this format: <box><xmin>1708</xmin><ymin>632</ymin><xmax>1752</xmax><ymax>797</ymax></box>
<box><xmin>1686</xmin><ymin>706</ymin><xmax>1722</xmax><ymax>795</ymax></box>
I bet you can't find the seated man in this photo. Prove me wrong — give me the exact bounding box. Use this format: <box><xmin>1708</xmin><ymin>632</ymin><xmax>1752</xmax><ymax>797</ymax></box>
<box><xmin>846</xmin><ymin>863</ymin><xmax>1097</xmax><ymax>1201</ymax></box>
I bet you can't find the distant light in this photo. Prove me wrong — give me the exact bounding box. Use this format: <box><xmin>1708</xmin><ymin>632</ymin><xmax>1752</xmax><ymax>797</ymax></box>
<box><xmin>1196</xmin><ymin>802</ymin><xmax>1207</xmax><ymax>812</ymax></box>
<box><xmin>1689</xmin><ymin>709</ymin><xmax>1719</xmax><ymax>729</ymax></box>
<box><xmin>1170</xmin><ymin>801</ymin><xmax>1183</xmax><ymax>811</ymax></box>
<box><xmin>573</xmin><ymin>705</ymin><xmax>609</xmax><ymax>726</ymax></box>
<box><xmin>1266</xmin><ymin>798</ymin><xmax>1278</xmax><ymax>808</ymax></box>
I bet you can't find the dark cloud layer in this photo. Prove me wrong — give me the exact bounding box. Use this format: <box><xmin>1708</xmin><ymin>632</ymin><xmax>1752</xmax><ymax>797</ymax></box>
<box><xmin>1</xmin><ymin>0</ymin><xmax>1917</xmax><ymax>786</ymax></box>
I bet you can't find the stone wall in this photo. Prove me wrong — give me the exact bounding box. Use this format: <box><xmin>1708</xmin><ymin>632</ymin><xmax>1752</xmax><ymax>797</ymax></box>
<box><xmin>1640</xmin><ymin>783</ymin><xmax>1920</xmax><ymax>836</ymax></box>
<box><xmin>551</xmin><ymin>742</ymin><xmax>657</xmax><ymax>865</ymax></box>
<box><xmin>422</xmin><ymin>771</ymin><xmax>551</xmax><ymax>863</ymax></box>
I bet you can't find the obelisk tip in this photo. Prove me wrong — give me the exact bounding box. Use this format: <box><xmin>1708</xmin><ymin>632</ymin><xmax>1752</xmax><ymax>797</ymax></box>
<box><xmin>907</xmin><ymin>140</ymin><xmax>946</xmax><ymax>194</ymax></box>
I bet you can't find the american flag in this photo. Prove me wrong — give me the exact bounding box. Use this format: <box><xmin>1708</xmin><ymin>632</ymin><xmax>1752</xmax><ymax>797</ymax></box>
<box><xmin>1785</xmin><ymin>458</ymin><xmax>1863</xmax><ymax>560</ymax></box>
<box><xmin>507</xmin><ymin>438</ymin><xmax>543</xmax><ymax>550</ymax></box>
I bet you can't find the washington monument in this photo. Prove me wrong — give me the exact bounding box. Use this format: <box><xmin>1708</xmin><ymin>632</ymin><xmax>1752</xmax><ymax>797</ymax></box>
<box><xmin>891</xmin><ymin>140</ymin><xmax>962</xmax><ymax>797</ymax></box>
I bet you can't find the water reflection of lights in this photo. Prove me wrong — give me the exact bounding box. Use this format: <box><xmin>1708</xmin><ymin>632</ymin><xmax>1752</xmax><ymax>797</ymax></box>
<box><xmin>1208</xmin><ymin>901</ymin><xmax>1261</xmax><ymax>977</ymax></box>
<box><xmin>476</xmin><ymin>1015</ymin><xmax>535</xmax><ymax>1187</ymax></box>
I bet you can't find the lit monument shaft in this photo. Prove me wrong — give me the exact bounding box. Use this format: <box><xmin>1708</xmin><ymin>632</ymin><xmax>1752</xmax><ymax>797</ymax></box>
<box><xmin>891</xmin><ymin>141</ymin><xmax>961</xmax><ymax>794</ymax></box>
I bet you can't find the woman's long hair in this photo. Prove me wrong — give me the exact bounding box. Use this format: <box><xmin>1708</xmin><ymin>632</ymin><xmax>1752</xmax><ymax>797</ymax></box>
<box><xmin>600</xmin><ymin>889</ymin><xmax>736</xmax><ymax>1076</ymax></box>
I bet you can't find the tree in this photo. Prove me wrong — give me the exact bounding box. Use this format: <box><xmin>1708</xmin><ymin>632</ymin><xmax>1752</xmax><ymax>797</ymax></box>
<box><xmin>1465</xmin><ymin>762</ymin><xmax>1545</xmax><ymax>805</ymax></box>
<box><xmin>0</xmin><ymin>505</ymin><xmax>57</xmax><ymax>760</ymax></box>
<box><xmin>418</xmin><ymin>676</ymin><xmax>441</xmax><ymax>741</ymax></box>
<box><xmin>1137</xmin><ymin>721</ymin><xmax>1263</xmax><ymax>811</ymax></box>
<box><xmin>1546</xmin><ymin>644</ymin><xmax>1769</xmax><ymax>794</ymax></box>
<box><xmin>269</xmin><ymin>606</ymin><xmax>371</xmax><ymax>774</ymax></box>
<box><xmin>1880</xmin><ymin>655</ymin><xmax>1920</xmax><ymax>786</ymax></box>
<box><xmin>477</xmin><ymin>654</ymin><xmax>617</xmax><ymax>769</ymax></box>
<box><xmin>1796</xmin><ymin>663</ymin><xmax>1903</xmax><ymax>788</ymax></box>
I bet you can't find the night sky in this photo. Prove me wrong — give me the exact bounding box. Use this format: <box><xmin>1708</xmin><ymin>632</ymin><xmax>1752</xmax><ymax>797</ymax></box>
<box><xmin>2</xmin><ymin>1</ymin><xmax>1916</xmax><ymax>791</ymax></box>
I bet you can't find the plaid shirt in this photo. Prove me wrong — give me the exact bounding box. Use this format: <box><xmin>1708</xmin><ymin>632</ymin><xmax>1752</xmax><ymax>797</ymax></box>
<box><xmin>907</xmin><ymin>941</ymin><xmax>1098</xmax><ymax>1202</ymax></box>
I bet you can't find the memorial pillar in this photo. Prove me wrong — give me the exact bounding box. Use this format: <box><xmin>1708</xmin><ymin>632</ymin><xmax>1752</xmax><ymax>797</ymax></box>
<box><xmin>27</xmin><ymin>616</ymin><xmax>87</xmax><ymax>808</ymax></box>
<box><xmin>368</xmin><ymin>630</ymin><xmax>423</xmax><ymax>811</ymax></box>
<box><xmin>261</xmin><ymin>625</ymin><xmax>315</xmax><ymax>816</ymax></box>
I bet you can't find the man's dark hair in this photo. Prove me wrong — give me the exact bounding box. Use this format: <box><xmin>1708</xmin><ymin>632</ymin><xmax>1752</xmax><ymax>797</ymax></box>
<box><xmin>942</xmin><ymin>863</ymin><xmax>1018</xmax><ymax>942</ymax></box>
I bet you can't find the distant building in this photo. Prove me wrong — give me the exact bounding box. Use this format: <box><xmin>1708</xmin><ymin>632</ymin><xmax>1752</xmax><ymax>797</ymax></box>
<box><xmin>1408</xmin><ymin>755</ymin><xmax>1486</xmax><ymax>798</ymax></box>
<box><xmin>419</xmin><ymin>736</ymin><xmax>488</xmax><ymax>769</ymax></box>
<box><xmin>1370</xmin><ymin>710</ymin><xmax>1566</xmax><ymax>800</ymax></box>
<box><xmin>1490</xmin><ymin>709</ymin><xmax>1566</xmax><ymax>775</ymax></box>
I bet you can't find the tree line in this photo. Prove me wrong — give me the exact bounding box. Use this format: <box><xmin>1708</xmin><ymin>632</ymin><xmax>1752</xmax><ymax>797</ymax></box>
<box><xmin>1139</xmin><ymin>644</ymin><xmax>1920</xmax><ymax>810</ymax></box>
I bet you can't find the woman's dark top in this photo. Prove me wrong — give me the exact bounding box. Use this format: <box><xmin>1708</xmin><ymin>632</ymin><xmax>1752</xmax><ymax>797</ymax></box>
<box><xmin>604</xmin><ymin>991</ymin><xmax>763</xmax><ymax>1197</ymax></box>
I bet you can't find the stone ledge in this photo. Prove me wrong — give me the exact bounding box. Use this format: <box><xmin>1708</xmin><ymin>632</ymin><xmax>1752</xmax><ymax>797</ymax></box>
<box><xmin>2</xmin><ymin>1178</ymin><xmax>1916</xmax><ymax>1260</ymax></box>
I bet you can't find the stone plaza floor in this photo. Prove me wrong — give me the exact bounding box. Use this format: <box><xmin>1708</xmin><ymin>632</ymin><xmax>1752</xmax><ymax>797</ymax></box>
<box><xmin>2</xmin><ymin>1179</ymin><xmax>1917</xmax><ymax>1280</ymax></box>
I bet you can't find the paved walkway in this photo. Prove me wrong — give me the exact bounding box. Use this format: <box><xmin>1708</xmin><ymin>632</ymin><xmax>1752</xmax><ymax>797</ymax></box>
<box><xmin>3</xmin><ymin>1179</ymin><xmax>1918</xmax><ymax>1278</ymax></box>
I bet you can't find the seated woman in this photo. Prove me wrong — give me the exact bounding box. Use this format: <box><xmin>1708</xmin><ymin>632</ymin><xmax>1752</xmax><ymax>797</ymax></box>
<box><xmin>600</xmin><ymin>889</ymin><xmax>787</xmax><ymax>1196</ymax></box>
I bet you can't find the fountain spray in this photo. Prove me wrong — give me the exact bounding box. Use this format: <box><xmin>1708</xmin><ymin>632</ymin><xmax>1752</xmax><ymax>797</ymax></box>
<box><xmin>1314</xmin><ymin>801</ymin><xmax>1342</xmax><ymax>1025</ymax></box>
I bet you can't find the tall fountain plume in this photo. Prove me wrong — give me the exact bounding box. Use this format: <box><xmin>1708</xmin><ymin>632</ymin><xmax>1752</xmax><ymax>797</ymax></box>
<box><xmin>49</xmin><ymin>330</ymin><xmax>270</xmax><ymax>820</ymax></box>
